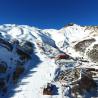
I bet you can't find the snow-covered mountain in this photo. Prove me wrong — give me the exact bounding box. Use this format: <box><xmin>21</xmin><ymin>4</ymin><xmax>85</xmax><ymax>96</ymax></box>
<box><xmin>0</xmin><ymin>23</ymin><xmax>98</xmax><ymax>98</ymax></box>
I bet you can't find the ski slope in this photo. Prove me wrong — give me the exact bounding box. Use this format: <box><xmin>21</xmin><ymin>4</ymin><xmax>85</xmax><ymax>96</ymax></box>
<box><xmin>0</xmin><ymin>24</ymin><xmax>98</xmax><ymax>98</ymax></box>
<box><xmin>9</xmin><ymin>56</ymin><xmax>57</xmax><ymax>98</ymax></box>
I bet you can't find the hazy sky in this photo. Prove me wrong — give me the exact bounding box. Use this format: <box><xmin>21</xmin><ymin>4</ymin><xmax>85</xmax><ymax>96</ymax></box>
<box><xmin>0</xmin><ymin>0</ymin><xmax>98</xmax><ymax>29</ymax></box>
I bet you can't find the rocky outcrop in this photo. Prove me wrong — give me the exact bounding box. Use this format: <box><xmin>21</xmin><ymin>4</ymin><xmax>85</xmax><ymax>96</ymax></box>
<box><xmin>86</xmin><ymin>44</ymin><xmax>98</xmax><ymax>62</ymax></box>
<box><xmin>74</xmin><ymin>38</ymin><xmax>95</xmax><ymax>52</ymax></box>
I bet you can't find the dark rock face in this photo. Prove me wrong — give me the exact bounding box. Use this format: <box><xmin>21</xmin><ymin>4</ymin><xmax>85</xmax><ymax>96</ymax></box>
<box><xmin>12</xmin><ymin>65</ymin><xmax>25</xmax><ymax>83</ymax></box>
<box><xmin>71</xmin><ymin>75</ymin><xmax>97</xmax><ymax>97</ymax></box>
<box><xmin>67</xmin><ymin>23</ymin><xmax>75</xmax><ymax>26</ymax></box>
<box><xmin>79</xmin><ymin>76</ymin><xmax>97</xmax><ymax>91</ymax></box>
<box><xmin>20</xmin><ymin>41</ymin><xmax>34</xmax><ymax>54</ymax></box>
<box><xmin>74</xmin><ymin>38</ymin><xmax>95</xmax><ymax>52</ymax></box>
<box><xmin>86</xmin><ymin>48</ymin><xmax>98</xmax><ymax>62</ymax></box>
<box><xmin>0</xmin><ymin>38</ymin><xmax>13</xmax><ymax>51</ymax></box>
<box><xmin>0</xmin><ymin>78</ymin><xmax>7</xmax><ymax>93</ymax></box>
<box><xmin>43</xmin><ymin>83</ymin><xmax>53</xmax><ymax>95</ymax></box>
<box><xmin>0</xmin><ymin>61</ymin><xmax>7</xmax><ymax>73</ymax></box>
<box><xmin>43</xmin><ymin>83</ymin><xmax>58</xmax><ymax>95</ymax></box>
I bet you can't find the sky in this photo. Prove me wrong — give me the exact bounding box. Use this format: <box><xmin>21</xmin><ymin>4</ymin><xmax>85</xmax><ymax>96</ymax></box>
<box><xmin>0</xmin><ymin>0</ymin><xmax>98</xmax><ymax>29</ymax></box>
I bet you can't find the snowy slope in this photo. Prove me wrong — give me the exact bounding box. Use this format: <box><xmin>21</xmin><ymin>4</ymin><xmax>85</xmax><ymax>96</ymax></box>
<box><xmin>0</xmin><ymin>24</ymin><xmax>98</xmax><ymax>98</ymax></box>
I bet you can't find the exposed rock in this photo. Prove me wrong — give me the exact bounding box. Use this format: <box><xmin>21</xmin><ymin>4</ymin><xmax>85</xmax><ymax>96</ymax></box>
<box><xmin>20</xmin><ymin>41</ymin><xmax>34</xmax><ymax>54</ymax></box>
<box><xmin>43</xmin><ymin>83</ymin><xmax>53</xmax><ymax>95</ymax></box>
<box><xmin>0</xmin><ymin>61</ymin><xmax>7</xmax><ymax>73</ymax></box>
<box><xmin>79</xmin><ymin>75</ymin><xmax>97</xmax><ymax>92</ymax></box>
<box><xmin>0</xmin><ymin>78</ymin><xmax>7</xmax><ymax>93</ymax></box>
<box><xmin>93</xmin><ymin>44</ymin><xmax>98</xmax><ymax>49</ymax></box>
<box><xmin>67</xmin><ymin>23</ymin><xmax>75</xmax><ymax>26</ymax></box>
<box><xmin>86</xmin><ymin>48</ymin><xmax>98</xmax><ymax>62</ymax></box>
<box><xmin>74</xmin><ymin>38</ymin><xmax>95</xmax><ymax>52</ymax></box>
<box><xmin>55</xmin><ymin>68</ymin><xmax>81</xmax><ymax>82</ymax></box>
<box><xmin>12</xmin><ymin>65</ymin><xmax>25</xmax><ymax>83</ymax></box>
<box><xmin>0</xmin><ymin>38</ymin><xmax>13</xmax><ymax>51</ymax></box>
<box><xmin>16</xmin><ymin>48</ymin><xmax>31</xmax><ymax>60</ymax></box>
<box><xmin>71</xmin><ymin>73</ymin><xmax>97</xmax><ymax>97</ymax></box>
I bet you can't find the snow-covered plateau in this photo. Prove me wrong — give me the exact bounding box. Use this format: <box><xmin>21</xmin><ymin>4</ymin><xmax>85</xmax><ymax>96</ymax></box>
<box><xmin>0</xmin><ymin>23</ymin><xmax>98</xmax><ymax>98</ymax></box>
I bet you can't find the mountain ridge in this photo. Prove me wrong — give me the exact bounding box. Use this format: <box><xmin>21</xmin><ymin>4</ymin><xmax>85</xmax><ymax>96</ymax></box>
<box><xmin>0</xmin><ymin>24</ymin><xmax>98</xmax><ymax>98</ymax></box>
